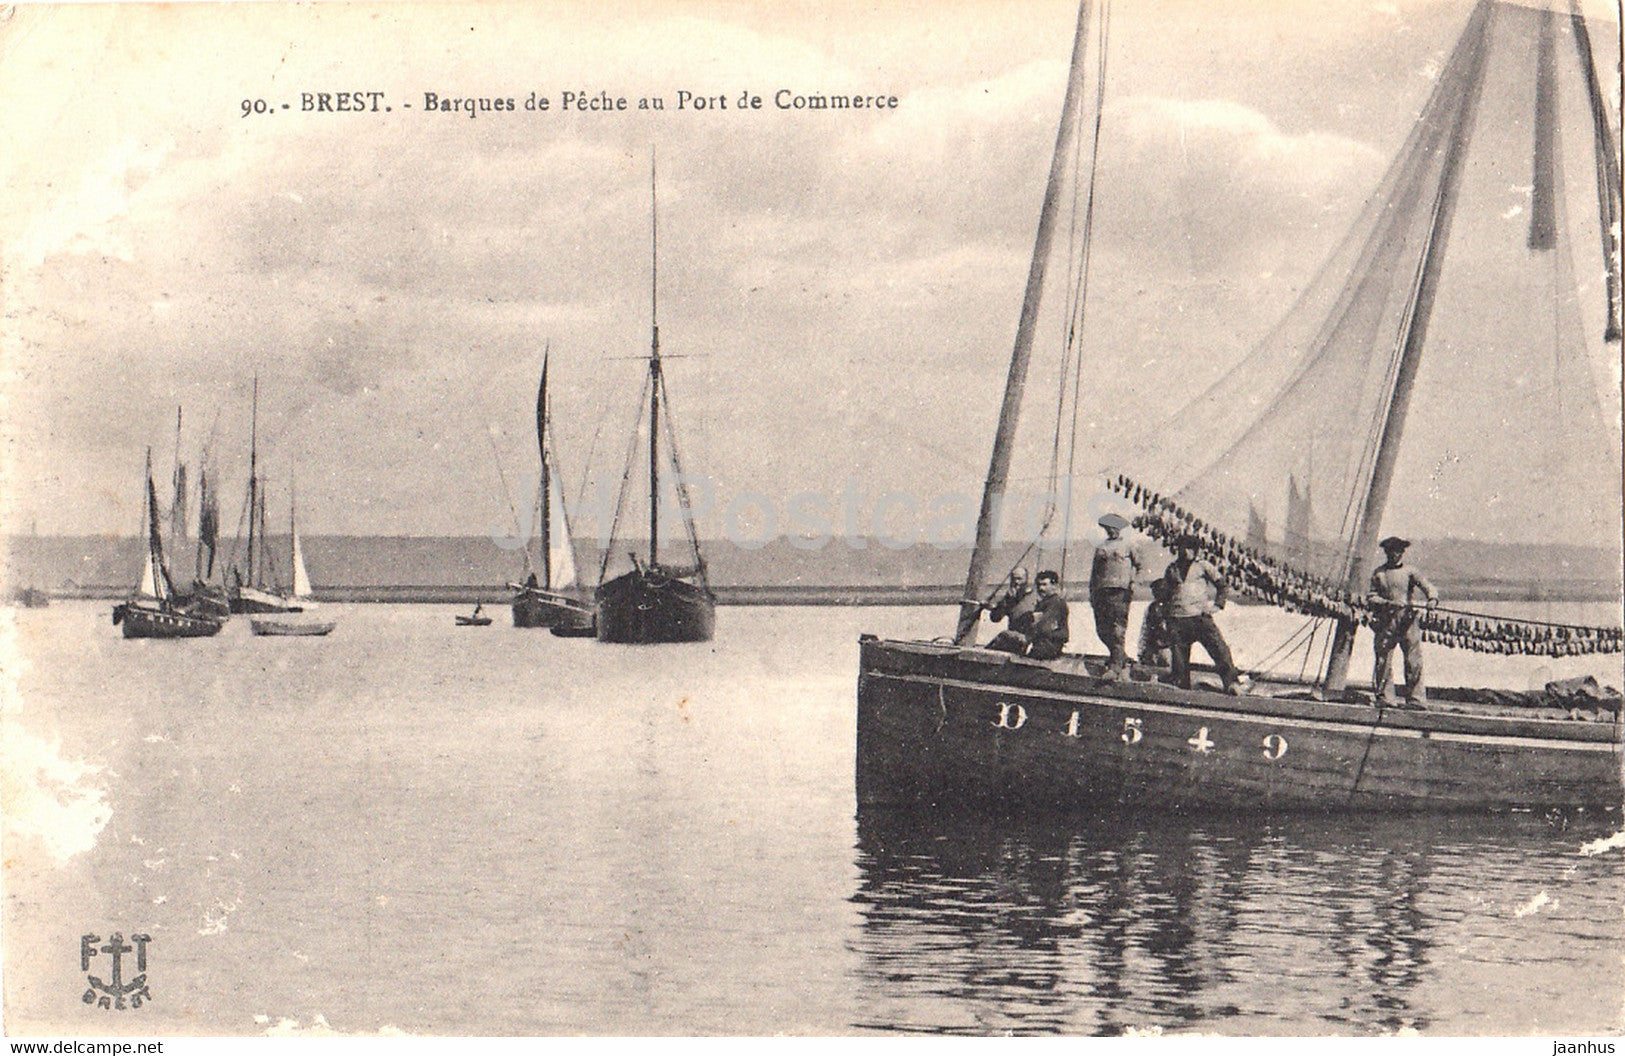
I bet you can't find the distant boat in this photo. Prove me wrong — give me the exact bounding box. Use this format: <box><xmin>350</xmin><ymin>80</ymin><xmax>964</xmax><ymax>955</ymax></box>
<box><xmin>594</xmin><ymin>160</ymin><xmax>715</xmax><ymax>644</ymax></box>
<box><xmin>510</xmin><ymin>351</ymin><xmax>595</xmax><ymax>635</ymax></box>
<box><xmin>228</xmin><ymin>378</ymin><xmax>301</xmax><ymax>615</ymax></box>
<box><xmin>112</xmin><ymin>450</ymin><xmax>225</xmax><ymax>639</ymax></box>
<box><xmin>250</xmin><ymin>481</ymin><xmax>335</xmax><ymax>637</ymax></box>
<box><xmin>456</xmin><ymin>605</ymin><xmax>494</xmax><ymax>627</ymax></box>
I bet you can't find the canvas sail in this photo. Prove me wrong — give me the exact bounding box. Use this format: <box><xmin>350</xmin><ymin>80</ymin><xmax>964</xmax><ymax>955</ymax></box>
<box><xmin>291</xmin><ymin>528</ymin><xmax>313</xmax><ymax>601</ymax></box>
<box><xmin>545</xmin><ymin>466</ymin><xmax>577</xmax><ymax>591</ymax></box>
<box><xmin>137</xmin><ymin>550</ymin><xmax>158</xmax><ymax>600</ymax></box>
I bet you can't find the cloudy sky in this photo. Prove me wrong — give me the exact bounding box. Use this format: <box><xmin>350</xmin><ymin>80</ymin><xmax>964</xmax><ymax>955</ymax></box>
<box><xmin>1</xmin><ymin>0</ymin><xmax>1619</xmax><ymax>547</ymax></box>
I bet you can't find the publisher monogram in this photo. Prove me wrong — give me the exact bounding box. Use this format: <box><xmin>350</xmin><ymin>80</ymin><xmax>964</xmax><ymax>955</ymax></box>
<box><xmin>81</xmin><ymin>932</ymin><xmax>151</xmax><ymax>1011</ymax></box>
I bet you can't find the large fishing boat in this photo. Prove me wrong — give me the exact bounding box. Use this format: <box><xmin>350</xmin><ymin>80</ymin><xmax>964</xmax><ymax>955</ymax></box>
<box><xmin>594</xmin><ymin>161</ymin><xmax>716</xmax><ymax>644</ymax></box>
<box><xmin>510</xmin><ymin>352</ymin><xmax>595</xmax><ymax>635</ymax></box>
<box><xmin>856</xmin><ymin>0</ymin><xmax>1623</xmax><ymax>812</ymax></box>
<box><xmin>113</xmin><ymin>450</ymin><xmax>226</xmax><ymax>639</ymax></box>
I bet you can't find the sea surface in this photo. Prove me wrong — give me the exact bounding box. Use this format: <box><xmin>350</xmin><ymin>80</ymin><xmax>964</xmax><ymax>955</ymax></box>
<box><xmin>3</xmin><ymin>602</ymin><xmax>1623</xmax><ymax>1037</ymax></box>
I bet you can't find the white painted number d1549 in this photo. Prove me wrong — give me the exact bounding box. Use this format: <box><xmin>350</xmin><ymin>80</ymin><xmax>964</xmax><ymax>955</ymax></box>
<box><xmin>1121</xmin><ymin>717</ymin><xmax>1143</xmax><ymax>744</ymax></box>
<box><xmin>1262</xmin><ymin>734</ymin><xmax>1288</xmax><ymax>759</ymax></box>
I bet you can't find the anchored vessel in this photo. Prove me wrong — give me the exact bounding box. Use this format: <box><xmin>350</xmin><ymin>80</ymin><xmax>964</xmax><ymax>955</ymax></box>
<box><xmin>594</xmin><ymin>161</ymin><xmax>716</xmax><ymax>644</ymax></box>
<box><xmin>249</xmin><ymin>482</ymin><xmax>336</xmax><ymax>637</ymax></box>
<box><xmin>113</xmin><ymin>451</ymin><xmax>226</xmax><ymax>639</ymax></box>
<box><xmin>227</xmin><ymin>378</ymin><xmax>302</xmax><ymax>615</ymax></box>
<box><xmin>856</xmin><ymin>0</ymin><xmax>1624</xmax><ymax>812</ymax></box>
<box><xmin>510</xmin><ymin>352</ymin><xmax>596</xmax><ymax>635</ymax></box>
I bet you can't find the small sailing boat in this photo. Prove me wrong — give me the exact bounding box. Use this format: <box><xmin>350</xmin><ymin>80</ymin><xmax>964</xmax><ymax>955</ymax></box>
<box><xmin>510</xmin><ymin>352</ymin><xmax>596</xmax><ymax>635</ymax></box>
<box><xmin>856</xmin><ymin>0</ymin><xmax>1623</xmax><ymax>813</ymax></box>
<box><xmin>594</xmin><ymin>160</ymin><xmax>716</xmax><ymax>644</ymax></box>
<box><xmin>112</xmin><ymin>450</ymin><xmax>226</xmax><ymax>639</ymax></box>
<box><xmin>228</xmin><ymin>378</ymin><xmax>300</xmax><ymax>615</ymax></box>
<box><xmin>456</xmin><ymin>604</ymin><xmax>494</xmax><ymax>627</ymax></box>
<box><xmin>250</xmin><ymin>481</ymin><xmax>335</xmax><ymax>637</ymax></box>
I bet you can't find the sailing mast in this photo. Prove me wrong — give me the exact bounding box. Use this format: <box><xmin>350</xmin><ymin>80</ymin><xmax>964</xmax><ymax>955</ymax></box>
<box><xmin>648</xmin><ymin>153</ymin><xmax>661</xmax><ymax>572</ymax></box>
<box><xmin>954</xmin><ymin>0</ymin><xmax>1096</xmax><ymax>645</ymax></box>
<box><xmin>538</xmin><ymin>349</ymin><xmax>552</xmax><ymax>589</ymax></box>
<box><xmin>1323</xmin><ymin>1</ymin><xmax>1493</xmax><ymax>692</ymax></box>
<box><xmin>288</xmin><ymin>473</ymin><xmax>296</xmax><ymax>599</ymax></box>
<box><xmin>246</xmin><ymin>376</ymin><xmax>260</xmax><ymax>588</ymax></box>
<box><xmin>169</xmin><ymin>407</ymin><xmax>186</xmax><ymax>551</ymax></box>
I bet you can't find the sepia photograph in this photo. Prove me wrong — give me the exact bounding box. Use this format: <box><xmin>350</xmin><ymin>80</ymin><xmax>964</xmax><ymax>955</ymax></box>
<box><xmin>1</xmin><ymin>0</ymin><xmax>1622</xmax><ymax>1039</ymax></box>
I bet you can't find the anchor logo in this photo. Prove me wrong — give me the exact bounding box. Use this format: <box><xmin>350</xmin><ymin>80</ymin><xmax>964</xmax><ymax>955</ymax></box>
<box><xmin>81</xmin><ymin>932</ymin><xmax>151</xmax><ymax>1010</ymax></box>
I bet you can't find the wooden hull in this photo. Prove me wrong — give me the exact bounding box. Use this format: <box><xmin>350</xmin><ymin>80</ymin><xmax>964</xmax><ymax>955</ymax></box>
<box><xmin>856</xmin><ymin>637</ymin><xmax>1624</xmax><ymax>813</ymax></box>
<box><xmin>511</xmin><ymin>588</ymin><xmax>595</xmax><ymax>631</ymax></box>
<box><xmin>113</xmin><ymin>602</ymin><xmax>225</xmax><ymax>639</ymax></box>
<box><xmin>455</xmin><ymin>616</ymin><xmax>493</xmax><ymax>627</ymax></box>
<box><xmin>175</xmin><ymin>585</ymin><xmax>231</xmax><ymax>619</ymax></box>
<box><xmin>229</xmin><ymin>586</ymin><xmax>300</xmax><ymax>614</ymax></box>
<box><xmin>595</xmin><ymin>570</ymin><xmax>714</xmax><ymax>644</ymax></box>
<box><xmin>250</xmin><ymin>616</ymin><xmax>336</xmax><ymax>636</ymax></box>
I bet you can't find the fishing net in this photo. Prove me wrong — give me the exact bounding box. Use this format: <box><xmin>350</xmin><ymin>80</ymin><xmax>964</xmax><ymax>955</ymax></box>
<box><xmin>1085</xmin><ymin>1</ymin><xmax>1625</xmax><ymax>656</ymax></box>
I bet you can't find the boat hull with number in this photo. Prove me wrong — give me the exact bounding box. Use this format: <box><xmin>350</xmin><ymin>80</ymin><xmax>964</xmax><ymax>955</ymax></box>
<box><xmin>857</xmin><ymin>638</ymin><xmax>1624</xmax><ymax>813</ymax></box>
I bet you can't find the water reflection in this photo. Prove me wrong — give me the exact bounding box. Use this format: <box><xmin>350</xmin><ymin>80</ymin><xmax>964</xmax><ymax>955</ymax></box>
<box><xmin>850</xmin><ymin>808</ymin><xmax>1621</xmax><ymax>1035</ymax></box>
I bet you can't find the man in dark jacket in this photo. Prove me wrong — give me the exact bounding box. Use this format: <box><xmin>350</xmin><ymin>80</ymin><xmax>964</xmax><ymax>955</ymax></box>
<box><xmin>1026</xmin><ymin>570</ymin><xmax>1070</xmax><ymax>661</ymax></box>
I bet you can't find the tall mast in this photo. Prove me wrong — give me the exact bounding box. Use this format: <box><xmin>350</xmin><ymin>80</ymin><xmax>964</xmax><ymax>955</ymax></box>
<box><xmin>648</xmin><ymin>153</ymin><xmax>661</xmax><ymax>570</ymax></box>
<box><xmin>954</xmin><ymin>0</ymin><xmax>1095</xmax><ymax>645</ymax></box>
<box><xmin>1567</xmin><ymin>0</ymin><xmax>1623</xmax><ymax>341</ymax></box>
<box><xmin>246</xmin><ymin>376</ymin><xmax>259</xmax><ymax>586</ymax></box>
<box><xmin>538</xmin><ymin>347</ymin><xmax>552</xmax><ymax>588</ymax></box>
<box><xmin>1323</xmin><ymin>1</ymin><xmax>1493</xmax><ymax>692</ymax></box>
<box><xmin>169</xmin><ymin>406</ymin><xmax>185</xmax><ymax>549</ymax></box>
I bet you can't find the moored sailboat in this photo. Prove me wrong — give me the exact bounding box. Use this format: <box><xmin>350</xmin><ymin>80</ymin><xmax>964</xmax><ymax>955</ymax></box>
<box><xmin>856</xmin><ymin>0</ymin><xmax>1623</xmax><ymax>813</ymax></box>
<box><xmin>510</xmin><ymin>352</ymin><xmax>595</xmax><ymax>635</ymax></box>
<box><xmin>228</xmin><ymin>378</ymin><xmax>301</xmax><ymax>615</ymax></box>
<box><xmin>594</xmin><ymin>160</ymin><xmax>715</xmax><ymax>644</ymax></box>
<box><xmin>112</xmin><ymin>450</ymin><xmax>226</xmax><ymax>639</ymax></box>
<box><xmin>250</xmin><ymin>482</ymin><xmax>335</xmax><ymax>637</ymax></box>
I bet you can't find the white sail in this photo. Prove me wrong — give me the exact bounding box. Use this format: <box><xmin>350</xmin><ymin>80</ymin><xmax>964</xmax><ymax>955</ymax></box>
<box><xmin>291</xmin><ymin>528</ymin><xmax>313</xmax><ymax>601</ymax></box>
<box><xmin>546</xmin><ymin>472</ymin><xmax>577</xmax><ymax>591</ymax></box>
<box><xmin>137</xmin><ymin>548</ymin><xmax>158</xmax><ymax>599</ymax></box>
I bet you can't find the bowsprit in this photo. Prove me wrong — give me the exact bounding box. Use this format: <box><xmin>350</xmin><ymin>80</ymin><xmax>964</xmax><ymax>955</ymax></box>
<box><xmin>81</xmin><ymin>932</ymin><xmax>151</xmax><ymax>1010</ymax></box>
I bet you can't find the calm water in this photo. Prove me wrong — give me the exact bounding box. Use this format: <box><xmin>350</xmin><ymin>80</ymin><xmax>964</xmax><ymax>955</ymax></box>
<box><xmin>3</xmin><ymin>602</ymin><xmax>1622</xmax><ymax>1036</ymax></box>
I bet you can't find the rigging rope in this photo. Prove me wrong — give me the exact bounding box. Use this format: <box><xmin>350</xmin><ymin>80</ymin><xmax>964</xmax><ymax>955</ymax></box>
<box><xmin>599</xmin><ymin>371</ymin><xmax>654</xmax><ymax>585</ymax></box>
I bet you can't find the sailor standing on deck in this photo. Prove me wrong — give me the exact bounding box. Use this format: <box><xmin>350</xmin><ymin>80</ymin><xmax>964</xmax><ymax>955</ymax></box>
<box><xmin>1161</xmin><ymin>534</ymin><xmax>1246</xmax><ymax>694</ymax></box>
<box><xmin>1368</xmin><ymin>536</ymin><xmax>1438</xmax><ymax>708</ymax></box>
<box><xmin>1090</xmin><ymin>513</ymin><xmax>1142</xmax><ymax>678</ymax></box>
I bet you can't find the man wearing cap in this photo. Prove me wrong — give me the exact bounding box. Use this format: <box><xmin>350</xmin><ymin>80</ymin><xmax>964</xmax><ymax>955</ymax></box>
<box><xmin>1025</xmin><ymin>570</ymin><xmax>1070</xmax><ymax>661</ymax></box>
<box><xmin>984</xmin><ymin>567</ymin><xmax>1037</xmax><ymax>654</ymax></box>
<box><xmin>1160</xmin><ymin>534</ymin><xmax>1245</xmax><ymax>694</ymax></box>
<box><xmin>1090</xmin><ymin>512</ymin><xmax>1142</xmax><ymax>678</ymax></box>
<box><xmin>1368</xmin><ymin>536</ymin><xmax>1438</xmax><ymax>707</ymax></box>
